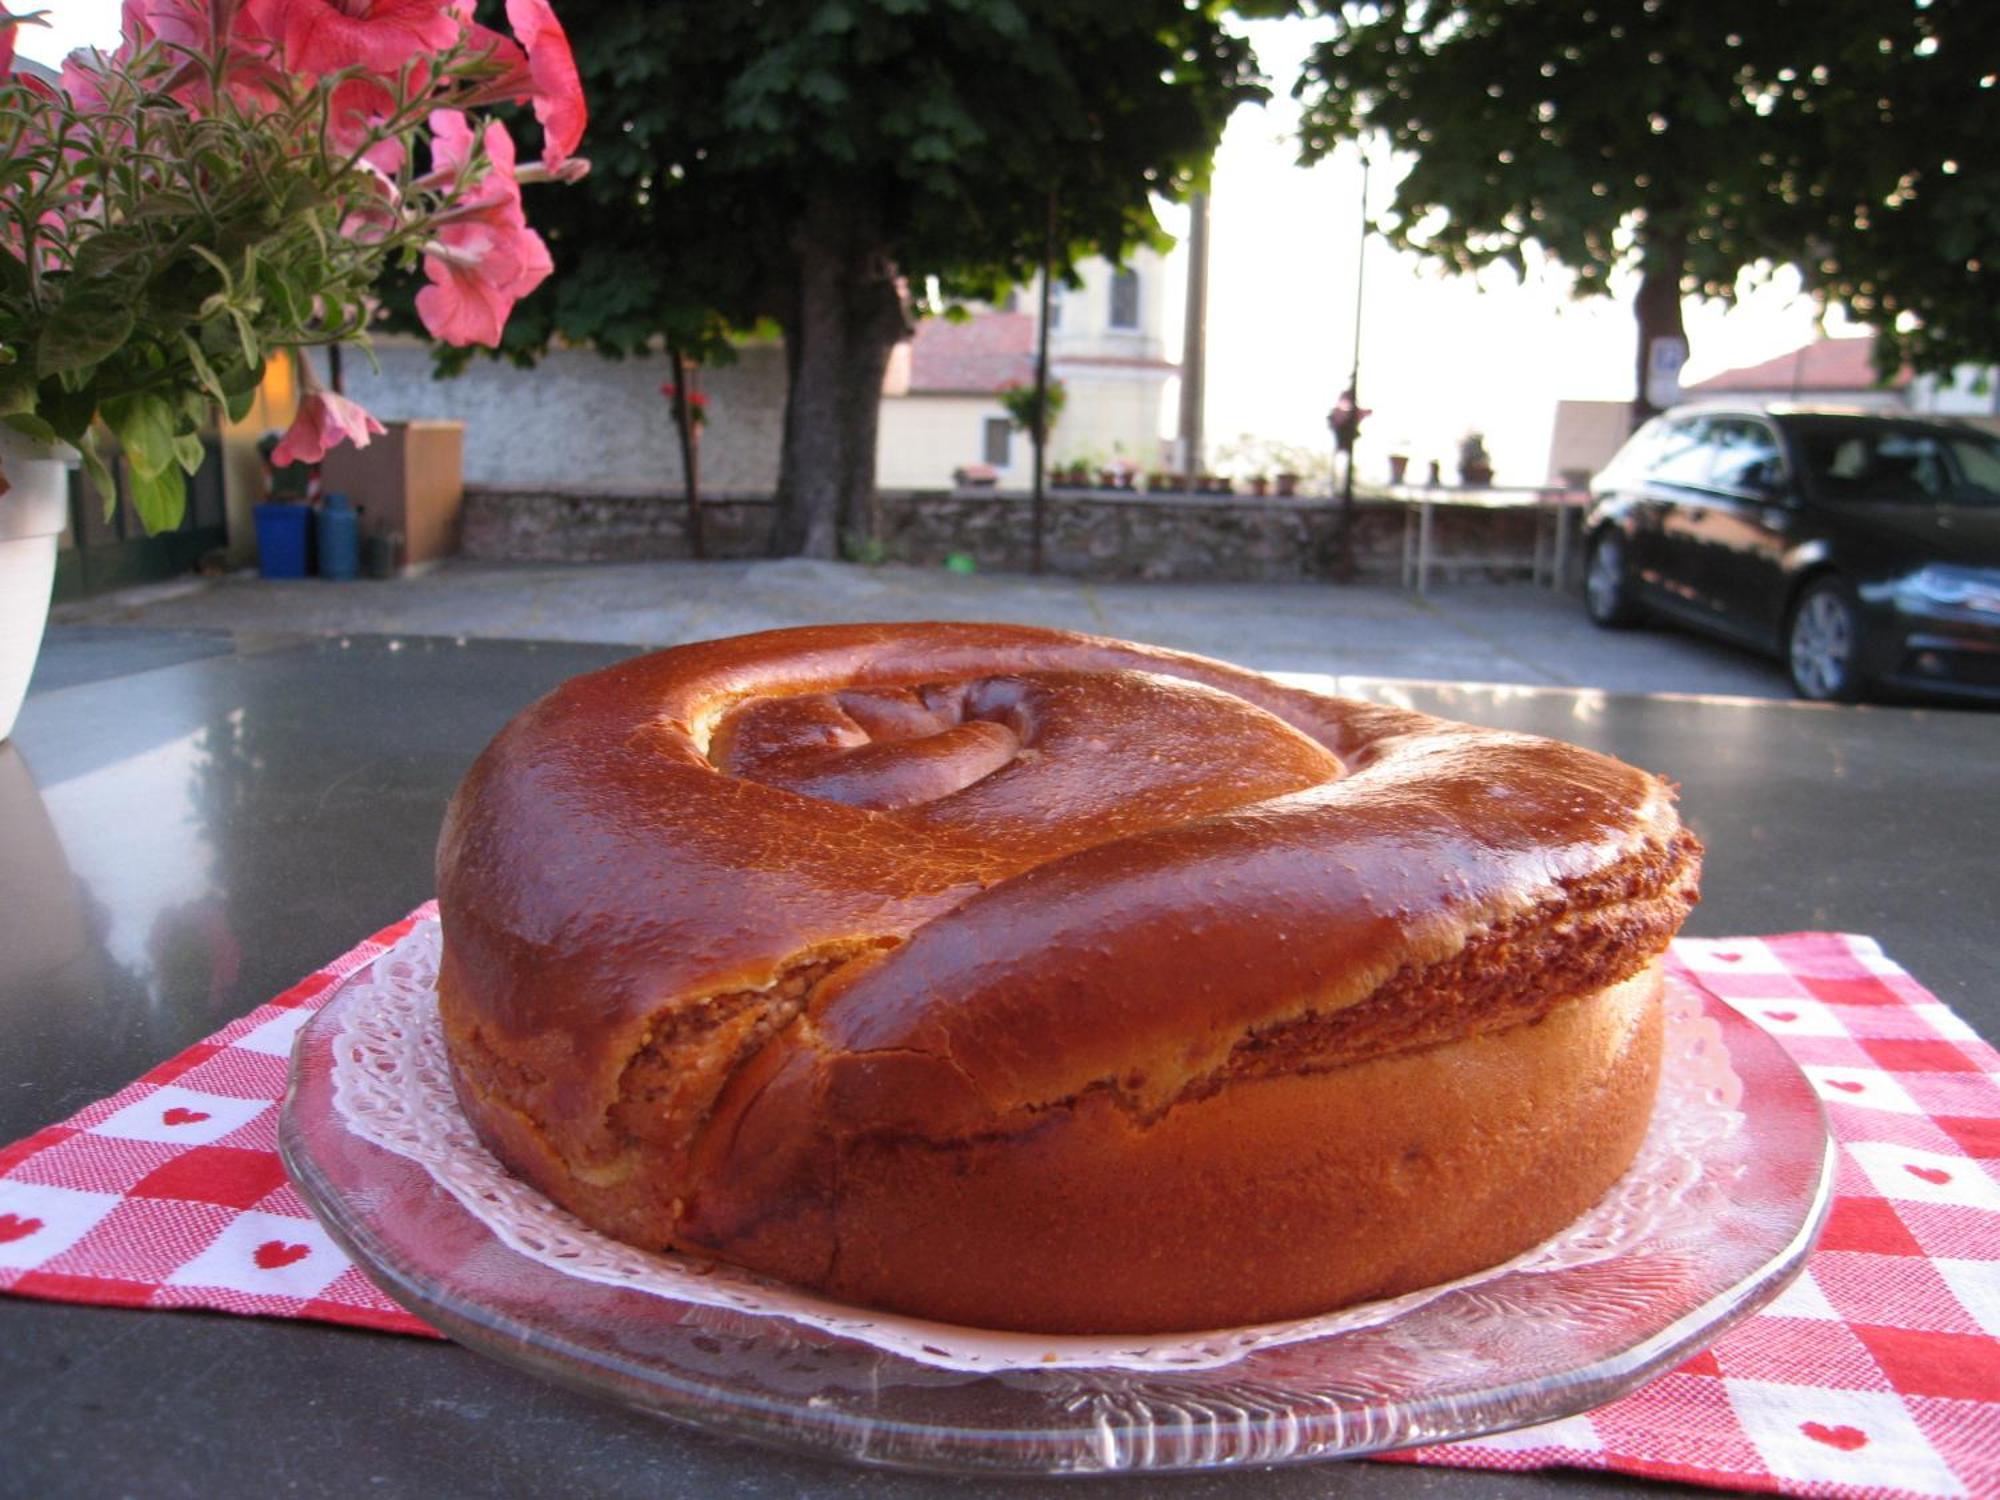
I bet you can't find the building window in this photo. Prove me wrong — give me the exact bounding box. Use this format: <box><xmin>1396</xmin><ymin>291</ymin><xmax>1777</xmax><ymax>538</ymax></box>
<box><xmin>983</xmin><ymin>417</ymin><xmax>1012</xmax><ymax>468</ymax></box>
<box><xmin>1109</xmin><ymin>268</ymin><xmax>1140</xmax><ymax>330</ymax></box>
<box><xmin>1047</xmin><ymin>285</ymin><xmax>1063</xmax><ymax>330</ymax></box>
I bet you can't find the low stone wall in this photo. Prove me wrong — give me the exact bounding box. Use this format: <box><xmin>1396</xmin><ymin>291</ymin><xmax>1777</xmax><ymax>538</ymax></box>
<box><xmin>462</xmin><ymin>485</ymin><xmax>1554</xmax><ymax>584</ymax></box>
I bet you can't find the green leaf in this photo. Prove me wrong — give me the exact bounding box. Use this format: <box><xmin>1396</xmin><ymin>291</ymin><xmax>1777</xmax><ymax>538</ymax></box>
<box><xmin>2</xmin><ymin>412</ymin><xmax>57</xmax><ymax>445</ymax></box>
<box><xmin>36</xmin><ymin>289</ymin><xmax>136</xmax><ymax>379</ymax></box>
<box><xmin>171</xmin><ymin>432</ymin><xmax>205</xmax><ymax>474</ymax></box>
<box><xmin>100</xmin><ymin>392</ymin><xmax>180</xmax><ymax>478</ymax></box>
<box><xmin>180</xmin><ymin>335</ymin><xmax>230</xmax><ymax>409</ymax></box>
<box><xmin>0</xmin><ymin>362</ymin><xmax>33</xmax><ymax>418</ymax></box>
<box><xmin>227</xmin><ymin>307</ymin><xmax>260</xmax><ymax>369</ymax></box>
<box><xmin>36</xmin><ymin>381</ymin><xmax>97</xmax><ymax>446</ymax></box>
<box><xmin>127</xmin><ymin>462</ymin><xmax>188</xmax><ymax>536</ymax></box>
<box><xmin>75</xmin><ymin>427</ymin><xmax>116</xmax><ymax>515</ymax></box>
<box><xmin>70</xmin><ymin>228</ymin><xmax>154</xmax><ymax>288</ymax></box>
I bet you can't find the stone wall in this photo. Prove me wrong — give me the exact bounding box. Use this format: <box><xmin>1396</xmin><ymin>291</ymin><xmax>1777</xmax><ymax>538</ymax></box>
<box><xmin>461</xmin><ymin>485</ymin><xmax>1556</xmax><ymax>584</ymax></box>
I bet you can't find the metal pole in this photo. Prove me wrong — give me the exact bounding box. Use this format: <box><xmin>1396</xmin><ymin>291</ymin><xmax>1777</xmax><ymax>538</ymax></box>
<box><xmin>1335</xmin><ymin>151</ymin><xmax>1369</xmax><ymax>581</ymax></box>
<box><xmin>1178</xmin><ymin>191</ymin><xmax>1210</xmax><ymax>495</ymax></box>
<box><xmin>1031</xmin><ymin>190</ymin><xmax>1055</xmax><ymax>574</ymax></box>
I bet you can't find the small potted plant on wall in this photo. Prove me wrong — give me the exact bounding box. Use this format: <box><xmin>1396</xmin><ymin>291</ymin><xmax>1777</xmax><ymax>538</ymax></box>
<box><xmin>1457</xmin><ymin>431</ymin><xmax>1495</xmax><ymax>488</ymax></box>
<box><xmin>0</xmin><ymin>0</ymin><xmax>589</xmax><ymax>741</ymax></box>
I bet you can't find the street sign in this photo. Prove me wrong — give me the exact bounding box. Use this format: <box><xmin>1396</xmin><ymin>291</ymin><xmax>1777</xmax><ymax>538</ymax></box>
<box><xmin>1645</xmin><ymin>336</ymin><xmax>1689</xmax><ymax>409</ymax></box>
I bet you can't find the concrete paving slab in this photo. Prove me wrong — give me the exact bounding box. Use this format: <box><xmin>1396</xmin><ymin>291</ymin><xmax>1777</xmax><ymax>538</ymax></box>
<box><xmin>44</xmin><ymin>557</ymin><xmax>1799</xmax><ymax>700</ymax></box>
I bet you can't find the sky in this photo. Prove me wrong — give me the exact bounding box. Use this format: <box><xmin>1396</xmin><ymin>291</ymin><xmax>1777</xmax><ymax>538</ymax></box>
<box><xmin>1178</xmin><ymin>18</ymin><xmax>1861</xmax><ymax>484</ymax></box>
<box><xmin>22</xmin><ymin>7</ymin><xmax>1861</xmax><ymax>486</ymax></box>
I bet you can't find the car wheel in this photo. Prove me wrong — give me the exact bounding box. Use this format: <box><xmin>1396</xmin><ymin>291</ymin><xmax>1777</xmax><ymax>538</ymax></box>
<box><xmin>1584</xmin><ymin>530</ymin><xmax>1642</xmax><ymax>628</ymax></box>
<box><xmin>1787</xmin><ymin>577</ymin><xmax>1868</xmax><ymax>702</ymax></box>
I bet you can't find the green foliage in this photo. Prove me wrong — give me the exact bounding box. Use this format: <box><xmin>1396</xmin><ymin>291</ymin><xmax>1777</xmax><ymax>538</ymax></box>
<box><xmin>1296</xmin><ymin>0</ymin><xmax>2000</xmax><ymax>376</ymax></box>
<box><xmin>553</xmin><ymin>0</ymin><xmax>1267</xmax><ymax>301</ymax></box>
<box><xmin>422</xmin><ymin>0</ymin><xmax>1268</xmax><ymax>482</ymax></box>
<box><xmin>1</xmin><ymin>29</ymin><xmax>541</xmax><ymax>527</ymax></box>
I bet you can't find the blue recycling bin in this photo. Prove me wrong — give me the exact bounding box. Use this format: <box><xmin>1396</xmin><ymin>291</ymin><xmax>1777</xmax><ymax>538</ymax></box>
<box><xmin>316</xmin><ymin>492</ymin><xmax>360</xmax><ymax>581</ymax></box>
<box><xmin>253</xmin><ymin>503</ymin><xmax>312</xmax><ymax>579</ymax></box>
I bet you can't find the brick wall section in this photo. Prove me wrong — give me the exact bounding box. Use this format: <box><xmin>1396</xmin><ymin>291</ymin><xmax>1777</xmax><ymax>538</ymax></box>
<box><xmin>461</xmin><ymin>486</ymin><xmax>1555</xmax><ymax>584</ymax></box>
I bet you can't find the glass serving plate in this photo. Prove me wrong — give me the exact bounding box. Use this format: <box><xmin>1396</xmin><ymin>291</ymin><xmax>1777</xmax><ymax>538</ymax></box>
<box><xmin>280</xmin><ymin>941</ymin><xmax>1833</xmax><ymax>1476</ymax></box>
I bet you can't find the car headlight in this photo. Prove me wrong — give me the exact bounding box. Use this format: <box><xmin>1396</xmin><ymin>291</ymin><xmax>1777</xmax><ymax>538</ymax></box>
<box><xmin>1907</xmin><ymin>564</ymin><xmax>2000</xmax><ymax>614</ymax></box>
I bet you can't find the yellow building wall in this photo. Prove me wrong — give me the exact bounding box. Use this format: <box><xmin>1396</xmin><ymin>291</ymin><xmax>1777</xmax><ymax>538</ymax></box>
<box><xmin>1046</xmin><ymin>369</ymin><xmax>1172</xmax><ymax>474</ymax></box>
<box><xmin>878</xmin><ymin>395</ymin><xmax>1017</xmax><ymax>488</ymax></box>
<box><xmin>217</xmin><ymin>352</ymin><xmax>303</xmax><ymax>564</ymax></box>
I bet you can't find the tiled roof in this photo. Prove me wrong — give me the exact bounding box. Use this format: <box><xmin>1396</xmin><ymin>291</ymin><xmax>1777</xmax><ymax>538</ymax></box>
<box><xmin>1684</xmin><ymin>336</ymin><xmax>1910</xmax><ymax>394</ymax></box>
<box><xmin>906</xmin><ymin>311</ymin><xmax>1037</xmax><ymax>394</ymax></box>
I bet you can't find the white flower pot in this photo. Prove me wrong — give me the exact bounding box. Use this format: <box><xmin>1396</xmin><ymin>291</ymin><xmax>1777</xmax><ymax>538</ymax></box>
<box><xmin>0</xmin><ymin>428</ymin><xmax>73</xmax><ymax>743</ymax></box>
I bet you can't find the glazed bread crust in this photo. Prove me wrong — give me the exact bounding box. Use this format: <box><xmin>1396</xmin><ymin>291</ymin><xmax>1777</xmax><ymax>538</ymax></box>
<box><xmin>437</xmin><ymin>622</ymin><xmax>1701</xmax><ymax>1333</ymax></box>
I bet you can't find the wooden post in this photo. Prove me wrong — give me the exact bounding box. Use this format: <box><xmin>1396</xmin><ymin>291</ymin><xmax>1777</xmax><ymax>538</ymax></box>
<box><xmin>667</xmin><ymin>343</ymin><xmax>705</xmax><ymax>560</ymax></box>
<box><xmin>1031</xmin><ymin>190</ymin><xmax>1055</xmax><ymax>575</ymax></box>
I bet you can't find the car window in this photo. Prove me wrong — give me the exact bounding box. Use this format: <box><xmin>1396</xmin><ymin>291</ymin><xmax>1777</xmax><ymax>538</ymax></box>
<box><xmin>1595</xmin><ymin>415</ymin><xmax>1670</xmax><ymax>487</ymax></box>
<box><xmin>1789</xmin><ymin>418</ymin><xmax>1971</xmax><ymax>504</ymax></box>
<box><xmin>1945</xmin><ymin>433</ymin><xmax>2000</xmax><ymax>506</ymax></box>
<box><xmin>1707</xmin><ymin>418</ymin><xmax>1784</xmax><ymax>493</ymax></box>
<box><xmin>1645</xmin><ymin>417</ymin><xmax>1716</xmax><ymax>487</ymax></box>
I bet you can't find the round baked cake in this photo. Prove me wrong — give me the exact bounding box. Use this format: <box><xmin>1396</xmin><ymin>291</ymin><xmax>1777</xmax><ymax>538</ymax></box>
<box><xmin>435</xmin><ymin>623</ymin><xmax>1701</xmax><ymax>1333</ymax></box>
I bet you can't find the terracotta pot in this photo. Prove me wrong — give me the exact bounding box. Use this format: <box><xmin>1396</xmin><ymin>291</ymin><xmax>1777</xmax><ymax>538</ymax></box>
<box><xmin>1274</xmin><ymin>472</ymin><xmax>1300</xmax><ymax>498</ymax></box>
<box><xmin>1387</xmin><ymin>454</ymin><xmax>1410</xmax><ymax>484</ymax></box>
<box><xmin>0</xmin><ymin>429</ymin><xmax>73</xmax><ymax>743</ymax></box>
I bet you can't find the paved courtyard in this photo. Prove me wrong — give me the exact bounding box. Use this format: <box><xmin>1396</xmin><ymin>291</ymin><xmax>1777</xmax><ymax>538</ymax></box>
<box><xmin>42</xmin><ymin>557</ymin><xmax>1799</xmax><ymax>700</ymax></box>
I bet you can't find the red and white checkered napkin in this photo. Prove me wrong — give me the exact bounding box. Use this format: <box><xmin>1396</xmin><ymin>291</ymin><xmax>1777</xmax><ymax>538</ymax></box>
<box><xmin>0</xmin><ymin>904</ymin><xmax>439</xmax><ymax>1337</ymax></box>
<box><xmin>2</xmin><ymin>918</ymin><xmax>1996</xmax><ymax>1495</ymax></box>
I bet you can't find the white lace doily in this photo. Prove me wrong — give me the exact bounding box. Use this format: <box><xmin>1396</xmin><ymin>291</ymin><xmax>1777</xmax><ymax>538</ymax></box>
<box><xmin>329</xmin><ymin>921</ymin><xmax>1743</xmax><ymax>1374</ymax></box>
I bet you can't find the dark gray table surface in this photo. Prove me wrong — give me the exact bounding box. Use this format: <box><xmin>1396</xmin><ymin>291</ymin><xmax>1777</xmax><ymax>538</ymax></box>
<box><xmin>2</xmin><ymin>630</ymin><xmax>1994</xmax><ymax>1499</ymax></box>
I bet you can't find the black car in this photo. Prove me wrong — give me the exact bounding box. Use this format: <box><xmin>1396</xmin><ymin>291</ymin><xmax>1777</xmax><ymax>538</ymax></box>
<box><xmin>1583</xmin><ymin>404</ymin><xmax>2000</xmax><ymax>702</ymax></box>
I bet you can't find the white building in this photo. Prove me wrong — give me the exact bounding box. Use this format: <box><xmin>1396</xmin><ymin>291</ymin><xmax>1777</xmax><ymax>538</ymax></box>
<box><xmin>877</xmin><ymin>250</ymin><xmax>1179</xmax><ymax>488</ymax></box>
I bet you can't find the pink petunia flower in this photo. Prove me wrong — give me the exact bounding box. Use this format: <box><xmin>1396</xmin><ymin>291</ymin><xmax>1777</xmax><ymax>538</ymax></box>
<box><xmin>503</xmin><ymin>0</ymin><xmax>582</xmax><ymax>167</ymax></box>
<box><xmin>271</xmin><ymin>387</ymin><xmax>387</xmax><ymax>466</ymax></box>
<box><xmin>243</xmin><ymin>0</ymin><xmax>461</xmax><ymax>78</ymax></box>
<box><xmin>413</xmin><ymin>112</ymin><xmax>552</xmax><ymax>346</ymax></box>
<box><xmin>1</xmin><ymin>8</ymin><xmax>28</xmax><ymax>77</ymax></box>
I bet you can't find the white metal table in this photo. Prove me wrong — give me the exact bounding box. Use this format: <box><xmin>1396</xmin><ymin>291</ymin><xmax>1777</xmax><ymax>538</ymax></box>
<box><xmin>1391</xmin><ymin>485</ymin><xmax>1588</xmax><ymax>596</ymax></box>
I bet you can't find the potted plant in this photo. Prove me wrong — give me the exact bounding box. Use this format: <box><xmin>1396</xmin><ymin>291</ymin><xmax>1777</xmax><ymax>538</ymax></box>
<box><xmin>1246</xmin><ymin>473</ymin><xmax>1270</xmax><ymax>497</ymax></box>
<box><xmin>1386</xmin><ymin>452</ymin><xmax>1410</xmax><ymax>485</ymax></box>
<box><xmin>998</xmin><ymin>378</ymin><xmax>1066</xmax><ymax>447</ymax></box>
<box><xmin>0</xmin><ymin>0</ymin><xmax>588</xmax><ymax>739</ymax></box>
<box><xmin>1458</xmin><ymin>432</ymin><xmax>1495</xmax><ymax>488</ymax></box>
<box><xmin>1274</xmin><ymin>471</ymin><xmax>1301</xmax><ymax>498</ymax></box>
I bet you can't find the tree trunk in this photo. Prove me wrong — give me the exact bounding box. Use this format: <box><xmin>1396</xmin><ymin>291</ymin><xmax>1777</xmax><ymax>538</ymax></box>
<box><xmin>772</xmin><ymin>194</ymin><xmax>908</xmax><ymax>558</ymax></box>
<box><xmin>667</xmin><ymin>343</ymin><xmax>704</xmax><ymax>560</ymax></box>
<box><xmin>1631</xmin><ymin>233</ymin><xmax>1688</xmax><ymax>429</ymax></box>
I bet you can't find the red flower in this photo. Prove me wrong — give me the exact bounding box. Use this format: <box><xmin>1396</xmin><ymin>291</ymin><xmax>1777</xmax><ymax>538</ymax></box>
<box><xmin>272</xmin><ymin>388</ymin><xmax>386</xmax><ymax>466</ymax></box>
<box><xmin>414</xmin><ymin>110</ymin><xmax>552</xmax><ymax>346</ymax></box>
<box><xmin>244</xmin><ymin>0</ymin><xmax>462</xmax><ymax>77</ymax></box>
<box><xmin>504</xmin><ymin>0</ymin><xmax>583</xmax><ymax>167</ymax></box>
<box><xmin>660</xmin><ymin>383</ymin><xmax>709</xmax><ymax>423</ymax></box>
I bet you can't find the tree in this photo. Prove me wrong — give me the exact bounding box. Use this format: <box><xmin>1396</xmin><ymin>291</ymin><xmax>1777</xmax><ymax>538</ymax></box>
<box><xmin>468</xmin><ymin>0</ymin><xmax>1270</xmax><ymax>557</ymax></box>
<box><xmin>1295</xmin><ymin>1</ymin><xmax>2000</xmax><ymax>417</ymax></box>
